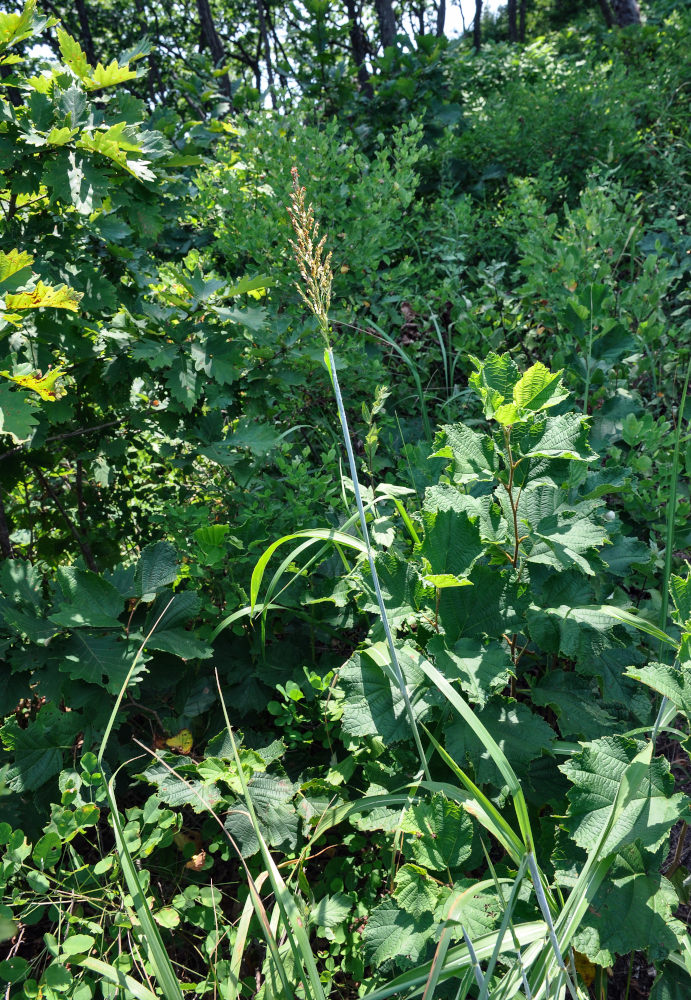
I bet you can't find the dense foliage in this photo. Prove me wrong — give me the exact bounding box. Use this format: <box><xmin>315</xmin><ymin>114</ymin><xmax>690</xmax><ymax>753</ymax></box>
<box><xmin>1</xmin><ymin>1</ymin><xmax>690</xmax><ymax>999</ymax></box>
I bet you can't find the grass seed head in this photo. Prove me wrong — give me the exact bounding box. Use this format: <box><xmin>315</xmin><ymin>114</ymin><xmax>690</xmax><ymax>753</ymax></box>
<box><xmin>288</xmin><ymin>167</ymin><xmax>333</xmax><ymax>344</ymax></box>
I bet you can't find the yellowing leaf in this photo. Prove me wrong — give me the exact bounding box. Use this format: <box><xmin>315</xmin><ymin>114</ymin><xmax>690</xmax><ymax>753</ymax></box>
<box><xmin>165</xmin><ymin>729</ymin><xmax>193</xmax><ymax>754</ymax></box>
<box><xmin>0</xmin><ymin>365</ymin><xmax>68</xmax><ymax>402</ymax></box>
<box><xmin>45</xmin><ymin>126</ymin><xmax>78</xmax><ymax>146</ymax></box>
<box><xmin>77</xmin><ymin>125</ymin><xmax>155</xmax><ymax>181</ymax></box>
<box><xmin>57</xmin><ymin>26</ymin><xmax>90</xmax><ymax>81</ymax></box>
<box><xmin>0</xmin><ymin>249</ymin><xmax>34</xmax><ymax>286</ymax></box>
<box><xmin>86</xmin><ymin>60</ymin><xmax>137</xmax><ymax>91</ymax></box>
<box><xmin>573</xmin><ymin>951</ymin><xmax>597</xmax><ymax>988</ymax></box>
<box><xmin>5</xmin><ymin>281</ymin><xmax>81</xmax><ymax>312</ymax></box>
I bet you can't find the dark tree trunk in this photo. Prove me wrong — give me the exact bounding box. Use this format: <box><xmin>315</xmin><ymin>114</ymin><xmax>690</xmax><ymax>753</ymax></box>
<box><xmin>374</xmin><ymin>0</ymin><xmax>397</xmax><ymax>48</ymax></box>
<box><xmin>74</xmin><ymin>0</ymin><xmax>96</xmax><ymax>65</ymax></box>
<box><xmin>345</xmin><ymin>0</ymin><xmax>373</xmax><ymax>96</ymax></box>
<box><xmin>196</xmin><ymin>0</ymin><xmax>233</xmax><ymax>102</ymax></box>
<box><xmin>473</xmin><ymin>0</ymin><xmax>483</xmax><ymax>50</ymax></box>
<box><xmin>611</xmin><ymin>0</ymin><xmax>641</xmax><ymax>25</ymax></box>
<box><xmin>518</xmin><ymin>0</ymin><xmax>527</xmax><ymax>41</ymax></box>
<box><xmin>0</xmin><ymin>487</ymin><xmax>13</xmax><ymax>560</ymax></box>
<box><xmin>507</xmin><ymin>0</ymin><xmax>518</xmax><ymax>42</ymax></box>
<box><xmin>436</xmin><ymin>0</ymin><xmax>446</xmax><ymax>37</ymax></box>
<box><xmin>597</xmin><ymin>0</ymin><xmax>615</xmax><ymax>27</ymax></box>
<box><xmin>256</xmin><ymin>0</ymin><xmax>276</xmax><ymax>107</ymax></box>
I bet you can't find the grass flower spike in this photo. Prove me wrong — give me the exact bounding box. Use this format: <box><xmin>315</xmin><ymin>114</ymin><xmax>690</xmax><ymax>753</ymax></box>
<box><xmin>288</xmin><ymin>166</ymin><xmax>333</xmax><ymax>342</ymax></box>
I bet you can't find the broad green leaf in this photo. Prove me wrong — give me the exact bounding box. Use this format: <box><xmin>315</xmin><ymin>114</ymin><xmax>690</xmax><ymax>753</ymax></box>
<box><xmin>670</xmin><ymin>571</ymin><xmax>691</xmax><ymax>626</ymax></box>
<box><xmin>144</xmin><ymin>628</ymin><xmax>212</xmax><ymax>661</ymax></box>
<box><xmin>394</xmin><ymin>865</ymin><xmax>443</xmax><ymax>918</ymax></box>
<box><xmin>87</xmin><ymin>59</ymin><xmax>138</xmax><ymax>90</ymax></box>
<box><xmin>446</xmin><ymin>698</ymin><xmax>555</xmax><ymax>791</ymax></box>
<box><xmin>362</xmin><ymin>899</ymin><xmax>435</xmax><ymax>969</ymax></box>
<box><xmin>340</xmin><ymin>643</ymin><xmax>442</xmax><ymax>743</ymax></box>
<box><xmin>573</xmin><ymin>843</ymin><xmax>686</xmax><ymax>965</ymax></box>
<box><xmin>357</xmin><ymin>550</ymin><xmax>427</xmax><ymax>626</ymax></box>
<box><xmin>60</xmin><ymin>633</ymin><xmax>149</xmax><ymax>694</ymax></box>
<box><xmin>531</xmin><ymin>671</ymin><xmax>617</xmax><ymax>740</ymax></box>
<box><xmin>432</xmin><ymin>423</ymin><xmax>498</xmax><ymax>485</ymax></box>
<box><xmin>224</xmin><ymin>774</ymin><xmax>298</xmax><ymax>857</ymax></box>
<box><xmin>0</xmin><ymin>705</ymin><xmax>81</xmax><ymax>792</ymax></box>
<box><xmin>51</xmin><ymin>567</ymin><xmax>124</xmax><ymax>628</ymax></box>
<box><xmin>57</xmin><ymin>26</ymin><xmax>90</xmax><ymax>80</ymax></box>
<box><xmin>624</xmin><ymin>662</ymin><xmax>691</xmax><ymax>719</ymax></box>
<box><xmin>135</xmin><ymin>540</ymin><xmax>179</xmax><ymax>599</ymax></box>
<box><xmin>512</xmin><ymin>362</ymin><xmax>568</xmax><ymax>413</ymax></box>
<box><xmin>0</xmin><ymin>365</ymin><xmax>68</xmax><ymax>401</ymax></box>
<box><xmin>516</xmin><ymin>412</ymin><xmax>594</xmax><ymax>462</ymax></box>
<box><xmin>310</xmin><ymin>893</ymin><xmax>353</xmax><ymax>930</ymax></box>
<box><xmin>560</xmin><ymin>736</ymin><xmax>688</xmax><ymax>857</ymax></box>
<box><xmin>417</xmin><ymin>508</ymin><xmax>483</xmax><ymax>578</ymax></box>
<box><xmin>438</xmin><ymin>565</ymin><xmax>524</xmax><ymax>643</ymax></box>
<box><xmin>427</xmin><ymin>635</ymin><xmax>511</xmax><ymax>709</ymax></box>
<box><xmin>76</xmin><ymin>125</ymin><xmax>155</xmax><ymax>181</ymax></box>
<box><xmin>0</xmin><ymin>383</ymin><xmax>39</xmax><ymax>442</ymax></box>
<box><xmin>42</xmin><ymin>151</ymin><xmax>109</xmax><ymax>214</ymax></box>
<box><xmin>469</xmin><ymin>352</ymin><xmax>520</xmax><ymax>418</ymax></box>
<box><xmin>400</xmin><ymin>793</ymin><xmax>473</xmax><ymax>871</ymax></box>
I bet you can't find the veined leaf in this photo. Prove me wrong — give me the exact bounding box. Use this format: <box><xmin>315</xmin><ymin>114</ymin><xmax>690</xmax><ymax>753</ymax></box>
<box><xmin>560</xmin><ymin>735</ymin><xmax>688</xmax><ymax>857</ymax></box>
<box><xmin>5</xmin><ymin>281</ymin><xmax>81</xmax><ymax>312</ymax></box>
<box><xmin>0</xmin><ymin>248</ymin><xmax>33</xmax><ymax>292</ymax></box>
<box><xmin>0</xmin><ymin>365</ymin><xmax>68</xmax><ymax>401</ymax></box>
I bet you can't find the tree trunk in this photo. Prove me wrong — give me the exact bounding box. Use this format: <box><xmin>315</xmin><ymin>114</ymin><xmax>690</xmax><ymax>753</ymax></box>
<box><xmin>518</xmin><ymin>0</ymin><xmax>527</xmax><ymax>42</ymax></box>
<box><xmin>436</xmin><ymin>0</ymin><xmax>446</xmax><ymax>37</ymax></box>
<box><xmin>473</xmin><ymin>0</ymin><xmax>483</xmax><ymax>50</ymax></box>
<box><xmin>374</xmin><ymin>0</ymin><xmax>397</xmax><ymax>48</ymax></box>
<box><xmin>74</xmin><ymin>0</ymin><xmax>97</xmax><ymax>65</ymax></box>
<box><xmin>345</xmin><ymin>0</ymin><xmax>373</xmax><ymax>96</ymax></box>
<box><xmin>195</xmin><ymin>0</ymin><xmax>233</xmax><ymax>102</ymax></box>
<box><xmin>256</xmin><ymin>0</ymin><xmax>276</xmax><ymax>108</ymax></box>
<box><xmin>597</xmin><ymin>0</ymin><xmax>615</xmax><ymax>28</ymax></box>
<box><xmin>611</xmin><ymin>0</ymin><xmax>641</xmax><ymax>26</ymax></box>
<box><xmin>507</xmin><ymin>0</ymin><xmax>518</xmax><ymax>42</ymax></box>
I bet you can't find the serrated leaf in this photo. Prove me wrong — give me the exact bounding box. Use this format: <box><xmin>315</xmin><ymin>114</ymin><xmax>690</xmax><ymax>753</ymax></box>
<box><xmin>516</xmin><ymin>412</ymin><xmax>594</xmax><ymax>462</ymax></box>
<box><xmin>400</xmin><ymin>793</ymin><xmax>473</xmax><ymax>871</ymax></box>
<box><xmin>0</xmin><ymin>365</ymin><xmax>68</xmax><ymax>401</ymax></box>
<box><xmin>394</xmin><ymin>864</ymin><xmax>442</xmax><ymax>917</ymax></box>
<box><xmin>76</xmin><ymin>124</ymin><xmax>155</xmax><ymax>181</ymax></box>
<box><xmin>447</xmin><ymin>699</ymin><xmax>555</xmax><ymax>791</ymax></box>
<box><xmin>362</xmin><ymin>899</ymin><xmax>435</xmax><ymax>969</ymax></box>
<box><xmin>417</xmin><ymin>508</ymin><xmax>483</xmax><ymax>579</ymax></box>
<box><xmin>573</xmin><ymin>842</ymin><xmax>686</xmax><ymax>965</ymax></box>
<box><xmin>469</xmin><ymin>352</ymin><xmax>520</xmax><ymax>419</ymax></box>
<box><xmin>57</xmin><ymin>26</ymin><xmax>90</xmax><ymax>80</ymax></box>
<box><xmin>428</xmin><ymin>635</ymin><xmax>511</xmax><ymax>709</ymax></box>
<box><xmin>432</xmin><ymin>423</ymin><xmax>498</xmax><ymax>485</ymax></box>
<box><xmin>531</xmin><ymin>671</ymin><xmax>617</xmax><ymax>740</ymax></box>
<box><xmin>624</xmin><ymin>662</ymin><xmax>691</xmax><ymax>720</ymax></box>
<box><xmin>0</xmin><ymin>383</ymin><xmax>39</xmax><ymax>443</ymax></box>
<box><xmin>224</xmin><ymin>774</ymin><xmax>297</xmax><ymax>857</ymax></box>
<box><xmin>560</xmin><ymin>736</ymin><xmax>688</xmax><ymax>857</ymax></box>
<box><xmin>141</xmin><ymin>760</ymin><xmax>222</xmax><ymax>812</ymax></box>
<box><xmin>51</xmin><ymin>567</ymin><xmax>124</xmax><ymax>628</ymax></box>
<box><xmin>340</xmin><ymin>643</ymin><xmax>442</xmax><ymax>743</ymax></box>
<box><xmin>0</xmin><ymin>705</ymin><xmax>81</xmax><ymax>792</ymax></box>
<box><xmin>43</xmin><ymin>150</ymin><xmax>109</xmax><ymax>214</ymax></box>
<box><xmin>5</xmin><ymin>281</ymin><xmax>81</xmax><ymax>312</ymax></box>
<box><xmin>144</xmin><ymin>628</ymin><xmax>212</xmax><ymax>661</ymax></box>
<box><xmin>135</xmin><ymin>540</ymin><xmax>179</xmax><ymax>599</ymax></box>
<box><xmin>60</xmin><ymin>633</ymin><xmax>149</xmax><ymax>694</ymax></box>
<box><xmin>0</xmin><ymin>249</ymin><xmax>33</xmax><ymax>292</ymax></box>
<box><xmin>310</xmin><ymin>893</ymin><xmax>353</xmax><ymax>929</ymax></box>
<box><xmin>357</xmin><ymin>549</ymin><xmax>426</xmax><ymax>625</ymax></box>
<box><xmin>513</xmin><ymin>362</ymin><xmax>568</xmax><ymax>413</ymax></box>
<box><xmin>87</xmin><ymin>59</ymin><xmax>137</xmax><ymax>90</ymax></box>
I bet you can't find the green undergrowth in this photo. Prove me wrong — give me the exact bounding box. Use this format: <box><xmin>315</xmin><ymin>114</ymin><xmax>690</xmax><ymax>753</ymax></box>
<box><xmin>1</xmin><ymin>2</ymin><xmax>691</xmax><ymax>999</ymax></box>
